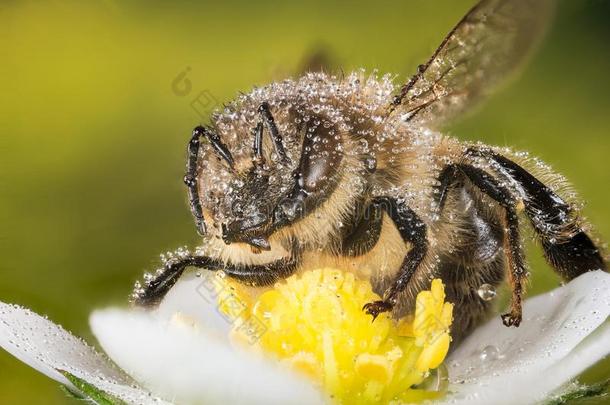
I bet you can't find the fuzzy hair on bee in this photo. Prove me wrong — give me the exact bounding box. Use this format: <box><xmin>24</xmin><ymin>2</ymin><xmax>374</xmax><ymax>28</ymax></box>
<box><xmin>133</xmin><ymin>0</ymin><xmax>607</xmax><ymax>343</ymax></box>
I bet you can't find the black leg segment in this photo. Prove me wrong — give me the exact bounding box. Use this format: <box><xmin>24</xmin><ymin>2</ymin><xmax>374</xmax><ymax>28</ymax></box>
<box><xmin>468</xmin><ymin>148</ymin><xmax>607</xmax><ymax>279</ymax></box>
<box><xmin>134</xmin><ymin>255</ymin><xmax>216</xmax><ymax>307</ymax></box>
<box><xmin>134</xmin><ymin>252</ymin><xmax>300</xmax><ymax>307</ymax></box>
<box><xmin>340</xmin><ymin>201</ymin><xmax>384</xmax><ymax>257</ymax></box>
<box><xmin>436</xmin><ymin>164</ymin><xmax>459</xmax><ymax>212</ymax></box>
<box><xmin>184</xmin><ymin>127</ymin><xmax>207</xmax><ymax>235</ymax></box>
<box><xmin>252</xmin><ymin>121</ymin><xmax>265</xmax><ymax>166</ymax></box>
<box><xmin>184</xmin><ymin>126</ymin><xmax>236</xmax><ymax>236</ymax></box>
<box><xmin>362</xmin><ymin>196</ymin><xmax>428</xmax><ymax>321</ymax></box>
<box><xmin>499</xmin><ymin>207</ymin><xmax>526</xmax><ymax>327</ymax></box>
<box><xmin>258</xmin><ymin>102</ymin><xmax>290</xmax><ymax>164</ymax></box>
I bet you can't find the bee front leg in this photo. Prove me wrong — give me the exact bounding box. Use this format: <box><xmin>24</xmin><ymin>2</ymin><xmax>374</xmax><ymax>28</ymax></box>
<box><xmin>133</xmin><ymin>253</ymin><xmax>301</xmax><ymax>307</ymax></box>
<box><xmin>133</xmin><ymin>255</ymin><xmax>220</xmax><ymax>307</ymax></box>
<box><xmin>362</xmin><ymin>197</ymin><xmax>428</xmax><ymax>321</ymax></box>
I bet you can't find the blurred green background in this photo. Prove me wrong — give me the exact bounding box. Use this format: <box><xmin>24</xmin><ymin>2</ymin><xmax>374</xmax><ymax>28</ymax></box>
<box><xmin>1</xmin><ymin>0</ymin><xmax>609</xmax><ymax>403</ymax></box>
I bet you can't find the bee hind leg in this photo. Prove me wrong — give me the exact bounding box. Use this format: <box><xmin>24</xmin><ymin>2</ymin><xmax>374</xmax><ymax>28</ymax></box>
<box><xmin>441</xmin><ymin>163</ymin><xmax>528</xmax><ymax>327</ymax></box>
<box><xmin>473</xmin><ymin>149</ymin><xmax>607</xmax><ymax>279</ymax></box>
<box><xmin>362</xmin><ymin>196</ymin><xmax>428</xmax><ymax>321</ymax></box>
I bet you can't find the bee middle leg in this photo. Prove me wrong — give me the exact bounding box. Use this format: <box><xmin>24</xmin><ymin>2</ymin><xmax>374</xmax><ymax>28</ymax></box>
<box><xmin>362</xmin><ymin>196</ymin><xmax>428</xmax><ymax>321</ymax></box>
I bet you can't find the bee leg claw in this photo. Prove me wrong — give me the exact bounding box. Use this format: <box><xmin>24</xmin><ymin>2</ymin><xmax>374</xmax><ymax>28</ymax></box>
<box><xmin>362</xmin><ymin>300</ymin><xmax>394</xmax><ymax>322</ymax></box>
<box><xmin>501</xmin><ymin>312</ymin><xmax>522</xmax><ymax>327</ymax></box>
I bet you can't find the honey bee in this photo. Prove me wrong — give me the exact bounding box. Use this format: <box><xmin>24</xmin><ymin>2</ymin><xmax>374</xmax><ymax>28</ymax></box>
<box><xmin>134</xmin><ymin>0</ymin><xmax>607</xmax><ymax>342</ymax></box>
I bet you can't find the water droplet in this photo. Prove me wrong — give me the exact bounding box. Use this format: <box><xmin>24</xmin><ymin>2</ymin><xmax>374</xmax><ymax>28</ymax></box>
<box><xmin>364</xmin><ymin>156</ymin><xmax>376</xmax><ymax>171</ymax></box>
<box><xmin>479</xmin><ymin>345</ymin><xmax>500</xmax><ymax>362</ymax></box>
<box><xmin>477</xmin><ymin>284</ymin><xmax>496</xmax><ymax>301</ymax></box>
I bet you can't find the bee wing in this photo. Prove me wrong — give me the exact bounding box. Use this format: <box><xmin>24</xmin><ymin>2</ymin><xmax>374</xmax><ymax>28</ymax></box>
<box><xmin>392</xmin><ymin>0</ymin><xmax>554</xmax><ymax>127</ymax></box>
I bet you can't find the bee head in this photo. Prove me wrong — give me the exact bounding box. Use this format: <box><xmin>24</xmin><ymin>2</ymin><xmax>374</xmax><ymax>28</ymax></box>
<box><xmin>190</xmin><ymin>100</ymin><xmax>355</xmax><ymax>253</ymax></box>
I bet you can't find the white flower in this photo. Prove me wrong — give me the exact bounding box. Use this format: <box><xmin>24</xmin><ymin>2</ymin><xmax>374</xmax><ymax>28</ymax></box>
<box><xmin>1</xmin><ymin>270</ymin><xmax>608</xmax><ymax>404</ymax></box>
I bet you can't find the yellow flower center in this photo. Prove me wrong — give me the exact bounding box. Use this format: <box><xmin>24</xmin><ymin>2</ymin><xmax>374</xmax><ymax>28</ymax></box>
<box><xmin>216</xmin><ymin>268</ymin><xmax>453</xmax><ymax>404</ymax></box>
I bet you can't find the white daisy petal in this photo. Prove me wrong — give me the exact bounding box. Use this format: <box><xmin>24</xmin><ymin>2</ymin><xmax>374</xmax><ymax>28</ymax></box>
<box><xmin>0</xmin><ymin>302</ymin><xmax>165</xmax><ymax>404</ymax></box>
<box><xmin>444</xmin><ymin>270</ymin><xmax>610</xmax><ymax>405</ymax></box>
<box><xmin>155</xmin><ymin>272</ymin><xmax>233</xmax><ymax>336</ymax></box>
<box><xmin>4</xmin><ymin>268</ymin><xmax>607</xmax><ymax>405</ymax></box>
<box><xmin>90</xmin><ymin>307</ymin><xmax>325</xmax><ymax>405</ymax></box>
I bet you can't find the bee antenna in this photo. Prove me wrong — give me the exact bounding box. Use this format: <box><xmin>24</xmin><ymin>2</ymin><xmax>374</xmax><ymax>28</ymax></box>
<box><xmin>184</xmin><ymin>126</ymin><xmax>235</xmax><ymax>236</ymax></box>
<box><xmin>200</xmin><ymin>126</ymin><xmax>235</xmax><ymax>168</ymax></box>
<box><xmin>184</xmin><ymin>127</ymin><xmax>205</xmax><ymax>235</ymax></box>
<box><xmin>252</xmin><ymin>121</ymin><xmax>265</xmax><ymax>166</ymax></box>
<box><xmin>258</xmin><ymin>102</ymin><xmax>290</xmax><ymax>164</ymax></box>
